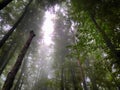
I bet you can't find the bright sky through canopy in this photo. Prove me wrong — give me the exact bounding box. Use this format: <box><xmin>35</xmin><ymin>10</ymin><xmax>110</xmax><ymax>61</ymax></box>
<box><xmin>42</xmin><ymin>11</ymin><xmax>55</xmax><ymax>46</ymax></box>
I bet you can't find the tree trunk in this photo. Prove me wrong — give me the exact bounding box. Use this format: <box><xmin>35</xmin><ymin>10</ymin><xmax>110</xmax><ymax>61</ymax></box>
<box><xmin>0</xmin><ymin>0</ymin><xmax>33</xmax><ymax>48</ymax></box>
<box><xmin>61</xmin><ymin>66</ymin><xmax>64</xmax><ymax>90</ymax></box>
<box><xmin>70</xmin><ymin>67</ymin><xmax>78</xmax><ymax>90</ymax></box>
<box><xmin>13</xmin><ymin>55</ymin><xmax>28</xmax><ymax>90</ymax></box>
<box><xmin>64</xmin><ymin>69</ymin><xmax>69</xmax><ymax>90</ymax></box>
<box><xmin>77</xmin><ymin>60</ymin><xmax>88</xmax><ymax>90</ymax></box>
<box><xmin>0</xmin><ymin>0</ymin><xmax>13</xmax><ymax>10</ymax></box>
<box><xmin>2</xmin><ymin>31</ymin><xmax>35</xmax><ymax>90</ymax></box>
<box><xmin>0</xmin><ymin>41</ymin><xmax>14</xmax><ymax>67</ymax></box>
<box><xmin>0</xmin><ymin>43</ymin><xmax>17</xmax><ymax>76</ymax></box>
<box><xmin>85</xmin><ymin>59</ymin><xmax>98</xmax><ymax>90</ymax></box>
<box><xmin>13</xmin><ymin>70</ymin><xmax>23</xmax><ymax>90</ymax></box>
<box><xmin>89</xmin><ymin>13</ymin><xmax>120</xmax><ymax>63</ymax></box>
<box><xmin>71</xmin><ymin>28</ymin><xmax>88</xmax><ymax>90</ymax></box>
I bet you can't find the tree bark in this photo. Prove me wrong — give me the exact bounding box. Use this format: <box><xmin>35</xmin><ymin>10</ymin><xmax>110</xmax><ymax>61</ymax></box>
<box><xmin>0</xmin><ymin>0</ymin><xmax>33</xmax><ymax>48</ymax></box>
<box><xmin>0</xmin><ymin>0</ymin><xmax>13</xmax><ymax>10</ymax></box>
<box><xmin>13</xmin><ymin>56</ymin><xmax>28</xmax><ymax>90</ymax></box>
<box><xmin>2</xmin><ymin>31</ymin><xmax>35</xmax><ymax>90</ymax></box>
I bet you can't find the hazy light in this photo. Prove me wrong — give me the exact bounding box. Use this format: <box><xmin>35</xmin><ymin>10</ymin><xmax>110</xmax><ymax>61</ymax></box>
<box><xmin>42</xmin><ymin>11</ymin><xmax>55</xmax><ymax>46</ymax></box>
<box><xmin>54</xmin><ymin>5</ymin><xmax>60</xmax><ymax>12</ymax></box>
<box><xmin>3</xmin><ymin>24</ymin><xmax>11</xmax><ymax>31</ymax></box>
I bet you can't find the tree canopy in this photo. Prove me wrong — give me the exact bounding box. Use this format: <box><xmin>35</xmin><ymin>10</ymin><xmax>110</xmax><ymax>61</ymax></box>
<box><xmin>0</xmin><ymin>0</ymin><xmax>120</xmax><ymax>90</ymax></box>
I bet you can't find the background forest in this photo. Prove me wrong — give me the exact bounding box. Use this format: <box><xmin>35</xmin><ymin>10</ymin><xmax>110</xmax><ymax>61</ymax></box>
<box><xmin>0</xmin><ymin>0</ymin><xmax>120</xmax><ymax>90</ymax></box>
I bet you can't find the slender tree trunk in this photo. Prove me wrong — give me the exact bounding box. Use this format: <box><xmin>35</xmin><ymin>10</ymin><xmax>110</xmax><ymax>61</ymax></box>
<box><xmin>0</xmin><ymin>41</ymin><xmax>14</xmax><ymax>67</ymax></box>
<box><xmin>0</xmin><ymin>43</ymin><xmax>17</xmax><ymax>76</ymax></box>
<box><xmin>89</xmin><ymin>13</ymin><xmax>120</xmax><ymax>62</ymax></box>
<box><xmin>13</xmin><ymin>70</ymin><xmax>23</xmax><ymax>90</ymax></box>
<box><xmin>2</xmin><ymin>31</ymin><xmax>35</xmax><ymax>90</ymax></box>
<box><xmin>85</xmin><ymin>59</ymin><xmax>98</xmax><ymax>90</ymax></box>
<box><xmin>64</xmin><ymin>69</ymin><xmax>69</xmax><ymax>90</ymax></box>
<box><xmin>0</xmin><ymin>0</ymin><xmax>33</xmax><ymax>48</ymax></box>
<box><xmin>19</xmin><ymin>80</ymin><xmax>24</xmax><ymax>90</ymax></box>
<box><xmin>77</xmin><ymin>60</ymin><xmax>88</xmax><ymax>90</ymax></box>
<box><xmin>70</xmin><ymin>67</ymin><xmax>78</xmax><ymax>90</ymax></box>
<box><xmin>17</xmin><ymin>79</ymin><xmax>23</xmax><ymax>90</ymax></box>
<box><xmin>71</xmin><ymin>28</ymin><xmax>88</xmax><ymax>90</ymax></box>
<box><xmin>13</xmin><ymin>56</ymin><xmax>28</xmax><ymax>90</ymax></box>
<box><xmin>0</xmin><ymin>0</ymin><xmax>13</xmax><ymax>10</ymax></box>
<box><xmin>61</xmin><ymin>66</ymin><xmax>64</xmax><ymax>90</ymax></box>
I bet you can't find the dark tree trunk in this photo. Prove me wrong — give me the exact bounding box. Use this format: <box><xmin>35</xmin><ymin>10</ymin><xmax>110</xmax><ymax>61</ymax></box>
<box><xmin>89</xmin><ymin>13</ymin><xmax>120</xmax><ymax>63</ymax></box>
<box><xmin>0</xmin><ymin>0</ymin><xmax>13</xmax><ymax>10</ymax></box>
<box><xmin>13</xmin><ymin>56</ymin><xmax>28</xmax><ymax>90</ymax></box>
<box><xmin>77</xmin><ymin>60</ymin><xmax>88</xmax><ymax>90</ymax></box>
<box><xmin>2</xmin><ymin>31</ymin><xmax>35</xmax><ymax>90</ymax></box>
<box><xmin>0</xmin><ymin>0</ymin><xmax>33</xmax><ymax>48</ymax></box>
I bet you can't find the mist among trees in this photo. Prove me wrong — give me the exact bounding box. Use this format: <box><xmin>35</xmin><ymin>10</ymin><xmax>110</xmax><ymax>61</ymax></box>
<box><xmin>0</xmin><ymin>0</ymin><xmax>120</xmax><ymax>90</ymax></box>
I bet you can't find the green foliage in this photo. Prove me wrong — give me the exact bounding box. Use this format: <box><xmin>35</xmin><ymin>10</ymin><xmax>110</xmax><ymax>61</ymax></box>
<box><xmin>0</xmin><ymin>0</ymin><xmax>120</xmax><ymax>89</ymax></box>
<box><xmin>67</xmin><ymin>0</ymin><xmax>120</xmax><ymax>89</ymax></box>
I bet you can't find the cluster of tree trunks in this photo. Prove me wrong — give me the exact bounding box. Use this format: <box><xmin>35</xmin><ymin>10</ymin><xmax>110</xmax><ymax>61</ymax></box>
<box><xmin>0</xmin><ymin>0</ymin><xmax>119</xmax><ymax>90</ymax></box>
<box><xmin>2</xmin><ymin>31</ymin><xmax>35</xmax><ymax>90</ymax></box>
<box><xmin>0</xmin><ymin>0</ymin><xmax>36</xmax><ymax>90</ymax></box>
<box><xmin>0</xmin><ymin>0</ymin><xmax>33</xmax><ymax>48</ymax></box>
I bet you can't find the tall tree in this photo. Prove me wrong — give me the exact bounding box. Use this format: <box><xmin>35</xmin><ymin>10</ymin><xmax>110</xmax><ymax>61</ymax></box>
<box><xmin>2</xmin><ymin>31</ymin><xmax>35</xmax><ymax>90</ymax></box>
<box><xmin>70</xmin><ymin>0</ymin><xmax>120</xmax><ymax>64</ymax></box>
<box><xmin>70</xmin><ymin>64</ymin><xmax>79</xmax><ymax>90</ymax></box>
<box><xmin>85</xmin><ymin>59</ymin><xmax>98</xmax><ymax>90</ymax></box>
<box><xmin>0</xmin><ymin>0</ymin><xmax>13</xmax><ymax>10</ymax></box>
<box><xmin>0</xmin><ymin>0</ymin><xmax>33</xmax><ymax>48</ymax></box>
<box><xmin>71</xmin><ymin>29</ymin><xmax>88</xmax><ymax>90</ymax></box>
<box><xmin>89</xmin><ymin>13</ymin><xmax>120</xmax><ymax>64</ymax></box>
<box><xmin>67</xmin><ymin>1</ymin><xmax>120</xmax><ymax>89</ymax></box>
<box><xmin>60</xmin><ymin>66</ymin><xmax>64</xmax><ymax>90</ymax></box>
